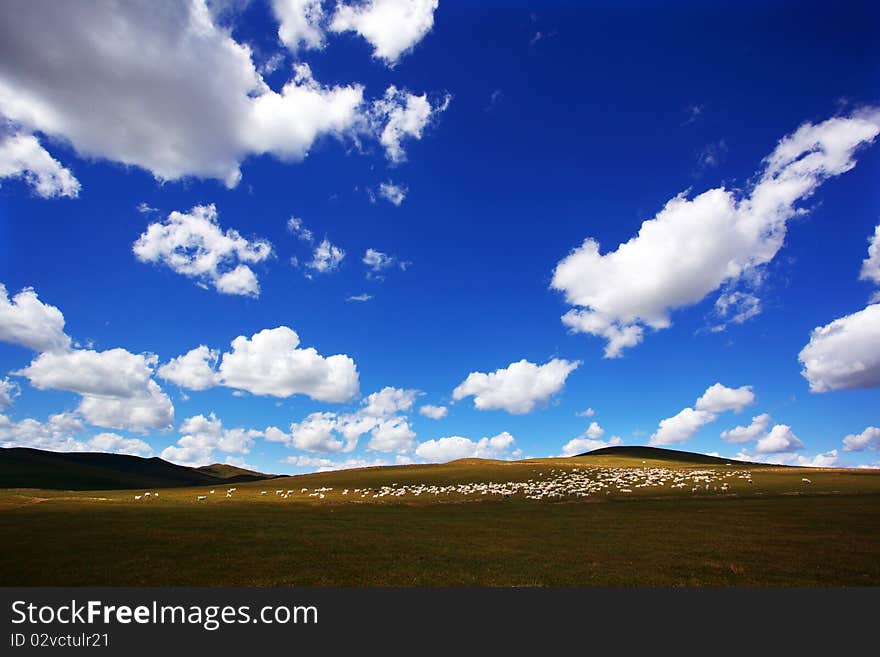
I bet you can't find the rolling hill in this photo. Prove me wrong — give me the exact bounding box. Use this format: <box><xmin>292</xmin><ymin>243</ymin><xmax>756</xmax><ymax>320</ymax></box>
<box><xmin>576</xmin><ymin>445</ymin><xmax>756</xmax><ymax>465</ymax></box>
<box><xmin>0</xmin><ymin>447</ymin><xmax>274</xmax><ymax>490</ymax></box>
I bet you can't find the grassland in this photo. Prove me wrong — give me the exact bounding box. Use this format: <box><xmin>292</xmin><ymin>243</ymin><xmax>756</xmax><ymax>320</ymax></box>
<box><xmin>1</xmin><ymin>454</ymin><xmax>879</xmax><ymax>586</ymax></box>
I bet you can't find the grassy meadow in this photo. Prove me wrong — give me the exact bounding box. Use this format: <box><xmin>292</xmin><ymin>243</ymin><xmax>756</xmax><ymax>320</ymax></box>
<box><xmin>1</xmin><ymin>454</ymin><xmax>879</xmax><ymax>586</ymax></box>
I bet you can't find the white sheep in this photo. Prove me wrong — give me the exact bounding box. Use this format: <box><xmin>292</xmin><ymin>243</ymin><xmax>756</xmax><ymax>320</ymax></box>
<box><xmin>802</xmin><ymin>477</ymin><xmax>812</xmax><ymax>483</ymax></box>
<box><xmin>197</xmin><ymin>495</ymin><xmax>207</xmax><ymax>501</ymax></box>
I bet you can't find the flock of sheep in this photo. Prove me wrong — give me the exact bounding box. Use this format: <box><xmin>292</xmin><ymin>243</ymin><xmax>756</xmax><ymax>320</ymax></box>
<box><xmin>168</xmin><ymin>466</ymin><xmax>779</xmax><ymax>503</ymax></box>
<box><xmin>129</xmin><ymin>466</ymin><xmax>817</xmax><ymax>504</ymax></box>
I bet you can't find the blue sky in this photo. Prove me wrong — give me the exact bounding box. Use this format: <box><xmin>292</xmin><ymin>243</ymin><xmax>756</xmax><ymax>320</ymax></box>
<box><xmin>1</xmin><ymin>0</ymin><xmax>879</xmax><ymax>473</ymax></box>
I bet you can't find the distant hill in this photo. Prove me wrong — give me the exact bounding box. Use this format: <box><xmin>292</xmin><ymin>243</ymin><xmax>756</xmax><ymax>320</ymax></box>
<box><xmin>0</xmin><ymin>447</ymin><xmax>274</xmax><ymax>490</ymax></box>
<box><xmin>195</xmin><ymin>463</ymin><xmax>271</xmax><ymax>481</ymax></box>
<box><xmin>576</xmin><ymin>445</ymin><xmax>755</xmax><ymax>466</ymax></box>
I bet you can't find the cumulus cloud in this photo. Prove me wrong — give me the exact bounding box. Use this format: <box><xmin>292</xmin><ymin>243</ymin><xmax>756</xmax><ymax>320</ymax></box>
<box><xmin>271</xmin><ymin>0</ymin><xmax>325</xmax><ymax>52</ymax></box>
<box><xmin>287</xmin><ymin>216</ymin><xmax>345</xmax><ymax>276</ymax></box>
<box><xmin>133</xmin><ymin>204</ymin><xmax>272</xmax><ymax>297</ymax></box>
<box><xmin>552</xmin><ymin>109</ymin><xmax>880</xmax><ymax>357</ymax></box>
<box><xmin>377</xmin><ymin>181</ymin><xmax>407</xmax><ymax>205</ymax></box>
<box><xmin>0</xmin><ymin>378</ymin><xmax>19</xmax><ymax>409</ymax></box>
<box><xmin>0</xmin><ymin>1</ymin><xmax>374</xmax><ymax>188</ymax></box>
<box><xmin>157</xmin><ymin>346</ymin><xmax>220</xmax><ymax>390</ymax></box>
<box><xmin>0</xmin><ymin>131</ymin><xmax>79</xmax><ymax>198</ymax></box>
<box><xmin>0</xmin><ymin>1</ymin><xmax>449</xmax><ymax>189</ymax></box>
<box><xmin>0</xmin><ymin>412</ymin><xmax>84</xmax><ymax>452</ymax></box>
<box><xmin>861</xmin><ymin>224</ymin><xmax>880</xmax><ymax>286</ymax></box>
<box><xmin>88</xmin><ymin>432</ymin><xmax>153</xmax><ymax>456</ymax></box>
<box><xmin>419</xmin><ymin>404</ymin><xmax>447</xmax><ymax>420</ymax></box>
<box><xmin>15</xmin><ymin>348</ymin><xmax>174</xmax><ymax>431</ymax></box>
<box><xmin>453</xmin><ymin>358</ymin><xmax>579</xmax><ymax>415</ymax></box>
<box><xmin>0</xmin><ymin>283</ymin><xmax>71</xmax><ymax>352</ymax></box>
<box><xmin>370</xmin><ymin>85</ymin><xmax>449</xmax><ymax>163</ymax></box>
<box><xmin>560</xmin><ymin>433</ymin><xmax>622</xmax><ymax>457</ymax></box>
<box><xmin>283</xmin><ymin>453</ymin><xmax>412</xmax><ymax>473</ymax></box>
<box><xmin>694</xmin><ymin>383</ymin><xmax>755</xmax><ymax>413</ymax></box>
<box><xmin>711</xmin><ymin>291</ymin><xmax>762</xmax><ymax>330</ymax></box>
<box><xmin>330</xmin><ymin>0</ymin><xmax>438</xmax><ymax>65</ymax></box>
<box><xmin>347</xmin><ymin>293</ymin><xmax>373</xmax><ymax>302</ymax></box>
<box><xmin>755</xmin><ymin>424</ymin><xmax>803</xmax><ymax>454</ymax></box>
<box><xmin>577</xmin><ymin>407</ymin><xmax>596</xmax><ymax>417</ymax></box>
<box><xmin>161</xmin><ymin>412</ymin><xmax>261</xmax><ymax>466</ymax></box>
<box><xmin>735</xmin><ymin>447</ymin><xmax>837</xmax><ymax>467</ymax></box>
<box><xmin>720</xmin><ymin>413</ymin><xmax>772</xmax><ymax>444</ymax></box>
<box><xmin>799</xmin><ymin>222</ymin><xmax>880</xmax><ymax>392</ymax></box>
<box><xmin>218</xmin><ymin>327</ymin><xmax>359</xmax><ymax>402</ymax></box>
<box><xmin>307</xmin><ymin>238</ymin><xmax>345</xmax><ymax>274</ymax></box>
<box><xmin>842</xmin><ymin>426</ymin><xmax>880</xmax><ymax>452</ymax></box>
<box><xmin>362</xmin><ymin>248</ymin><xmax>408</xmax><ymax>277</ymax></box>
<box><xmin>362</xmin><ymin>386</ymin><xmax>417</xmax><ymax>416</ymax></box>
<box><xmin>650</xmin><ymin>383</ymin><xmax>754</xmax><ymax>446</ymax></box>
<box><xmin>268</xmin><ymin>386</ymin><xmax>418</xmax><ymax>454</ymax></box>
<box><xmin>158</xmin><ymin>327</ymin><xmax>359</xmax><ymax>403</ymax></box>
<box><xmin>414</xmin><ymin>431</ymin><xmax>519</xmax><ymax>463</ymax></box>
<box><xmin>798</xmin><ymin>303</ymin><xmax>880</xmax><ymax>392</ymax></box>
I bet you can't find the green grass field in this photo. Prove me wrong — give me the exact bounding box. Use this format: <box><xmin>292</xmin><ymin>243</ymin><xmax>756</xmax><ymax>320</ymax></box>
<box><xmin>2</xmin><ymin>454</ymin><xmax>879</xmax><ymax>586</ymax></box>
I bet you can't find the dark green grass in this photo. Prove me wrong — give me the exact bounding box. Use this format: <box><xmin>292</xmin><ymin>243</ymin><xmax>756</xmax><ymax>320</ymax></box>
<box><xmin>2</xmin><ymin>494</ymin><xmax>878</xmax><ymax>586</ymax></box>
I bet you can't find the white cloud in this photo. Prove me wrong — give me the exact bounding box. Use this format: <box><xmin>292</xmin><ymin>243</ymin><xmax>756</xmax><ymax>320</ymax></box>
<box><xmin>694</xmin><ymin>383</ymin><xmax>755</xmax><ymax>413</ymax></box>
<box><xmin>362</xmin><ymin>386</ymin><xmax>417</xmax><ymax>416</ymax></box>
<box><xmin>842</xmin><ymin>426</ymin><xmax>880</xmax><ymax>452</ymax></box>
<box><xmin>650</xmin><ymin>382</ymin><xmax>754</xmax><ymax>446</ymax></box>
<box><xmin>366</xmin><ymin>416</ymin><xmax>416</xmax><ymax>452</ymax></box>
<box><xmin>307</xmin><ymin>238</ymin><xmax>345</xmax><ymax>274</ymax></box>
<box><xmin>269</xmin><ymin>386</ymin><xmax>417</xmax><ymax>453</ymax></box>
<box><xmin>287</xmin><ymin>216</ymin><xmax>315</xmax><ymax>242</ymax></box>
<box><xmin>17</xmin><ymin>348</ymin><xmax>158</xmax><ymax>398</ymax></box>
<box><xmin>15</xmin><ymin>348</ymin><xmax>174</xmax><ymax>432</ymax></box>
<box><xmin>288</xmin><ymin>411</ymin><xmax>346</xmax><ymax>452</ymax></box>
<box><xmin>159</xmin><ymin>327</ymin><xmax>360</xmax><ymax>403</ymax></box>
<box><xmin>419</xmin><ymin>404</ymin><xmax>447</xmax><ymax>420</ymax></box>
<box><xmin>0</xmin><ymin>377</ymin><xmax>20</xmax><ymax>409</ymax></box>
<box><xmin>861</xmin><ymin>224</ymin><xmax>880</xmax><ymax>285</ymax></box>
<box><xmin>377</xmin><ymin>181</ymin><xmax>407</xmax><ymax>205</ymax></box>
<box><xmin>330</xmin><ymin>0</ymin><xmax>438</xmax><ymax>65</ymax></box>
<box><xmin>0</xmin><ymin>131</ymin><xmax>79</xmax><ymax>198</ymax></box>
<box><xmin>362</xmin><ymin>248</ymin><xmax>407</xmax><ymax>275</ymax></box>
<box><xmin>583</xmin><ymin>421</ymin><xmax>604</xmax><ymax>439</ymax></box>
<box><xmin>452</xmin><ymin>358</ymin><xmax>579</xmax><ymax>415</ymax></box>
<box><xmin>218</xmin><ymin>327</ymin><xmax>359</xmax><ymax>402</ymax></box>
<box><xmin>650</xmin><ymin>407</ymin><xmax>716</xmax><ymax>446</ymax></box>
<box><xmin>552</xmin><ymin>109</ymin><xmax>880</xmax><ymax>357</ymax></box>
<box><xmin>0</xmin><ymin>1</ymin><xmax>370</xmax><ymax>187</ymax></box>
<box><xmin>576</xmin><ymin>407</ymin><xmax>596</xmax><ymax>417</ymax></box>
<box><xmin>798</xmin><ymin>303</ymin><xmax>880</xmax><ymax>392</ymax></box>
<box><xmin>161</xmin><ymin>412</ymin><xmax>261</xmax><ymax>466</ymax></box>
<box><xmin>88</xmin><ymin>432</ymin><xmax>153</xmax><ymax>456</ymax></box>
<box><xmin>560</xmin><ymin>434</ymin><xmax>622</xmax><ymax>457</ymax></box>
<box><xmin>712</xmin><ymin>291</ymin><xmax>762</xmax><ymax>329</ymax></box>
<box><xmin>271</xmin><ymin>0</ymin><xmax>325</xmax><ymax>53</ymax></box>
<box><xmin>283</xmin><ymin>453</ymin><xmax>411</xmax><ymax>473</ymax></box>
<box><xmin>287</xmin><ymin>215</ymin><xmax>345</xmax><ymax>276</ymax></box>
<box><xmin>0</xmin><ymin>283</ymin><xmax>71</xmax><ymax>352</ymax></box>
<box><xmin>720</xmin><ymin>413</ymin><xmax>772</xmax><ymax>444</ymax></box>
<box><xmin>735</xmin><ymin>448</ymin><xmax>837</xmax><ymax>467</ymax></box>
<box><xmin>370</xmin><ymin>85</ymin><xmax>449</xmax><ymax>163</ymax></box>
<box><xmin>75</xmin><ymin>381</ymin><xmax>174</xmax><ymax>432</ymax></box>
<box><xmin>346</xmin><ymin>293</ymin><xmax>373</xmax><ymax>302</ymax></box>
<box><xmin>157</xmin><ymin>345</ymin><xmax>220</xmax><ymax>391</ymax></box>
<box><xmin>755</xmin><ymin>424</ymin><xmax>803</xmax><ymax>454</ymax></box>
<box><xmin>0</xmin><ymin>411</ymin><xmax>86</xmax><ymax>452</ymax></box>
<box><xmin>414</xmin><ymin>431</ymin><xmax>518</xmax><ymax>463</ymax></box>
<box><xmin>133</xmin><ymin>204</ymin><xmax>272</xmax><ymax>297</ymax></box>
